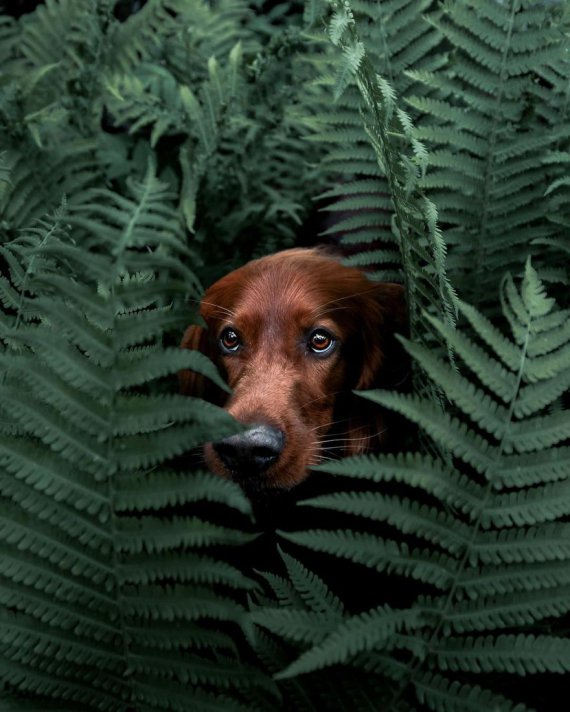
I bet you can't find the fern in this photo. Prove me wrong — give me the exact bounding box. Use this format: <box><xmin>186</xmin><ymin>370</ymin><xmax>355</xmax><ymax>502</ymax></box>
<box><xmin>267</xmin><ymin>262</ymin><xmax>570</xmax><ymax>710</ymax></box>
<box><xmin>406</xmin><ymin>0</ymin><xmax>567</xmax><ymax>305</ymax></box>
<box><xmin>2</xmin><ymin>2</ymin><xmax>569</xmax><ymax>709</ymax></box>
<box><xmin>0</xmin><ymin>1</ymin><xmax>115</xmax><ymax>232</ymax></box>
<box><xmin>303</xmin><ymin>0</ymin><xmax>444</xmax><ymax>280</ymax></box>
<box><xmin>316</xmin><ymin>0</ymin><xmax>458</xmax><ymax>416</ymax></box>
<box><xmin>0</xmin><ymin>176</ymin><xmax>276</xmax><ymax>709</ymax></box>
<box><xmin>0</xmin><ymin>1</ymin><xmax>327</xmax><ymax>271</ymax></box>
<box><xmin>534</xmin><ymin>151</ymin><xmax>570</xmax><ymax>292</ymax></box>
<box><xmin>251</xmin><ymin>548</ymin><xmax>397</xmax><ymax>711</ymax></box>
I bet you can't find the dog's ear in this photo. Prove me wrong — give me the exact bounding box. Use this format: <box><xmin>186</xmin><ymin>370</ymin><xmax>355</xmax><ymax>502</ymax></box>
<box><xmin>355</xmin><ymin>282</ymin><xmax>408</xmax><ymax>391</ymax></box>
<box><xmin>343</xmin><ymin>282</ymin><xmax>408</xmax><ymax>456</ymax></box>
<box><xmin>179</xmin><ymin>322</ymin><xmax>225</xmax><ymax>403</ymax></box>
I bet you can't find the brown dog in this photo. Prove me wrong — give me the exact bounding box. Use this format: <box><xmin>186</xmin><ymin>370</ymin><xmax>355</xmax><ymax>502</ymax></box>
<box><xmin>180</xmin><ymin>248</ymin><xmax>407</xmax><ymax>492</ymax></box>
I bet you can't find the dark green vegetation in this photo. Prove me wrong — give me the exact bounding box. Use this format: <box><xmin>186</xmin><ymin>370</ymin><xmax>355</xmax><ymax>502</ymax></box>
<box><xmin>0</xmin><ymin>1</ymin><xmax>568</xmax><ymax>710</ymax></box>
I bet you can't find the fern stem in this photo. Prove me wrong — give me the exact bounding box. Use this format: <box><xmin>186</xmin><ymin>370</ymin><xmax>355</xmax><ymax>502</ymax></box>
<box><xmin>104</xmin><ymin>279</ymin><xmax>136</xmax><ymax>706</ymax></box>
<box><xmin>104</xmin><ymin>181</ymin><xmax>153</xmax><ymax>704</ymax></box>
<box><xmin>114</xmin><ymin>174</ymin><xmax>153</xmax><ymax>257</ymax></box>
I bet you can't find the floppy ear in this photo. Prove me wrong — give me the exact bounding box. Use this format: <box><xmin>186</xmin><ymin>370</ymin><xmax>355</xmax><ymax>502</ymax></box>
<box><xmin>179</xmin><ymin>322</ymin><xmax>226</xmax><ymax>404</ymax></box>
<box><xmin>355</xmin><ymin>282</ymin><xmax>408</xmax><ymax>391</ymax></box>
<box><xmin>343</xmin><ymin>282</ymin><xmax>408</xmax><ymax>456</ymax></box>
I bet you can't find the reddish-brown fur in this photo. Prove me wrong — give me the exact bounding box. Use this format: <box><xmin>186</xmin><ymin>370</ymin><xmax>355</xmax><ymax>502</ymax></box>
<box><xmin>180</xmin><ymin>248</ymin><xmax>407</xmax><ymax>490</ymax></box>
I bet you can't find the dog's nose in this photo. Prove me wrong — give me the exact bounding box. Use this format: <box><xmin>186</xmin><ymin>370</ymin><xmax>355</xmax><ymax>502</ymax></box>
<box><xmin>213</xmin><ymin>425</ymin><xmax>285</xmax><ymax>474</ymax></box>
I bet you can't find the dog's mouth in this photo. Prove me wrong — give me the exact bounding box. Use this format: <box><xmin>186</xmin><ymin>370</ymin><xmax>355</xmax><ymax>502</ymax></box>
<box><xmin>205</xmin><ymin>444</ymin><xmax>312</xmax><ymax>497</ymax></box>
<box><xmin>239</xmin><ymin>478</ymin><xmax>299</xmax><ymax>525</ymax></box>
<box><xmin>211</xmin><ymin>454</ymin><xmax>294</xmax><ymax>492</ymax></box>
<box><xmin>230</xmin><ymin>468</ymin><xmax>286</xmax><ymax>495</ymax></box>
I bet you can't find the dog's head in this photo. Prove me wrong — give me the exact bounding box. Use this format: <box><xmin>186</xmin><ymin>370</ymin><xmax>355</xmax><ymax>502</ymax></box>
<box><xmin>180</xmin><ymin>248</ymin><xmax>407</xmax><ymax>493</ymax></box>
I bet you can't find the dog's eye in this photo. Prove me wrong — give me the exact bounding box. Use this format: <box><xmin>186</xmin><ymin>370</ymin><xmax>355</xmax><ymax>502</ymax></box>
<box><xmin>220</xmin><ymin>327</ymin><xmax>241</xmax><ymax>353</ymax></box>
<box><xmin>308</xmin><ymin>329</ymin><xmax>336</xmax><ymax>355</ymax></box>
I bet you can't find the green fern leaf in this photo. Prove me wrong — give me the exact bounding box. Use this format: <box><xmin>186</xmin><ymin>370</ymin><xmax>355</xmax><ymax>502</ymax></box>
<box><xmin>280</xmin><ymin>550</ymin><xmax>345</xmax><ymax>616</ymax></box>
<box><xmin>278</xmin><ymin>261</ymin><xmax>569</xmax><ymax>709</ymax></box>
<box><xmin>409</xmin><ymin>0</ymin><xmax>566</xmax><ymax>303</ymax></box>
<box><xmin>301</xmin><ymin>491</ymin><xmax>470</xmax><ymax>554</ymax></box>
<box><xmin>445</xmin><ymin>587</ymin><xmax>570</xmax><ymax>634</ymax></box>
<box><xmin>251</xmin><ymin>608</ymin><xmax>337</xmax><ymax>646</ymax></box>
<box><xmin>0</xmin><ymin>190</ymin><xmax>272</xmax><ymax>708</ymax></box>
<box><xmin>434</xmin><ymin>633</ymin><xmax>570</xmax><ymax>675</ymax></box>
<box><xmin>415</xmin><ymin>671</ymin><xmax>532</xmax><ymax>712</ymax></box>
<box><xmin>280</xmin><ymin>529</ymin><xmax>454</xmax><ymax>590</ymax></box>
<box><xmin>276</xmin><ymin>606</ymin><xmax>423</xmax><ymax>679</ymax></box>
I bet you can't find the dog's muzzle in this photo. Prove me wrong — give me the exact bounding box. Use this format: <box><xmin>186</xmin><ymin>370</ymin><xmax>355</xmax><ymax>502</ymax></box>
<box><xmin>212</xmin><ymin>424</ymin><xmax>285</xmax><ymax>476</ymax></box>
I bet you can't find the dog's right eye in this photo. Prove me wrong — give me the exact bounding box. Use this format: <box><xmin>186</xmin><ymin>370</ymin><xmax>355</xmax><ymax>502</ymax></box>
<box><xmin>220</xmin><ymin>327</ymin><xmax>241</xmax><ymax>353</ymax></box>
<box><xmin>308</xmin><ymin>329</ymin><xmax>336</xmax><ymax>356</ymax></box>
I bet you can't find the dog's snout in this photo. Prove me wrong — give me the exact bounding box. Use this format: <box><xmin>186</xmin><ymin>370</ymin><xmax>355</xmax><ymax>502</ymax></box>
<box><xmin>213</xmin><ymin>425</ymin><xmax>285</xmax><ymax>475</ymax></box>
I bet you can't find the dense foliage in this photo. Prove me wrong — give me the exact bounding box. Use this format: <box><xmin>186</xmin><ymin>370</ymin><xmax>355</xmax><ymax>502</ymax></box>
<box><xmin>0</xmin><ymin>1</ymin><xmax>568</xmax><ymax>710</ymax></box>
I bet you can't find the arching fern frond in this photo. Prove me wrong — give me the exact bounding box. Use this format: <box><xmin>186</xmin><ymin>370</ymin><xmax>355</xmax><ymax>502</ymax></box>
<box><xmin>251</xmin><ymin>546</ymin><xmax>394</xmax><ymax>711</ymax></box>
<box><xmin>0</xmin><ymin>186</ymin><xmax>276</xmax><ymax>709</ymax></box>
<box><xmin>0</xmin><ymin>141</ymin><xmax>103</xmax><ymax>234</ymax></box>
<box><xmin>407</xmin><ymin>0</ymin><xmax>567</xmax><ymax>306</ymax></box>
<box><xmin>319</xmin><ymin>0</ymin><xmax>457</xmax><ymax>405</ymax></box>
<box><xmin>106</xmin><ymin>40</ymin><xmax>245</xmax><ymax>234</ymax></box>
<box><xmin>270</xmin><ymin>260</ymin><xmax>569</xmax><ymax>710</ymax></box>
<box><xmin>305</xmin><ymin>0</ymin><xmax>444</xmax><ymax>282</ymax></box>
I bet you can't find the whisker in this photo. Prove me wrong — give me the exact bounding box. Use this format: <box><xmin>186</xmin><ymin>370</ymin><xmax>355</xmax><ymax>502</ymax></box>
<box><xmin>313</xmin><ymin>287</ymin><xmax>379</xmax><ymax>319</ymax></box>
<box><xmin>317</xmin><ymin>436</ymin><xmax>376</xmax><ymax>445</ymax></box>
<box><xmin>310</xmin><ymin>454</ymin><xmax>337</xmax><ymax>466</ymax></box>
<box><xmin>319</xmin><ymin>428</ymin><xmax>386</xmax><ymax>441</ymax></box>
<box><xmin>390</xmin><ymin>370</ymin><xmax>411</xmax><ymax>388</ymax></box>
<box><xmin>179</xmin><ymin>452</ymin><xmax>208</xmax><ymax>468</ymax></box>
<box><xmin>302</xmin><ymin>391</ymin><xmax>343</xmax><ymax>408</ymax></box>
<box><xmin>316</xmin><ymin>439</ymin><xmax>376</xmax><ymax>449</ymax></box>
<box><xmin>198</xmin><ymin>300</ymin><xmax>236</xmax><ymax>319</ymax></box>
<box><xmin>317</xmin><ymin>429</ymin><xmax>387</xmax><ymax>446</ymax></box>
<box><xmin>313</xmin><ymin>304</ymin><xmax>353</xmax><ymax>320</ymax></box>
<box><xmin>308</xmin><ymin>417</ymin><xmax>349</xmax><ymax>433</ymax></box>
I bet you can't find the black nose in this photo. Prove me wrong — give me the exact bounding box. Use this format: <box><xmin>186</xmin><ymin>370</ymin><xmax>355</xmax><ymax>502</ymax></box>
<box><xmin>213</xmin><ymin>425</ymin><xmax>285</xmax><ymax>474</ymax></box>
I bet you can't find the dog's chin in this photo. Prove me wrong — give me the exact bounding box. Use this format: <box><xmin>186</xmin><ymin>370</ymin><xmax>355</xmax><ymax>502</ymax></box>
<box><xmin>204</xmin><ymin>446</ymin><xmax>309</xmax><ymax>491</ymax></box>
<box><xmin>228</xmin><ymin>467</ymin><xmax>293</xmax><ymax>499</ymax></box>
<box><xmin>203</xmin><ymin>451</ymin><xmax>288</xmax><ymax>494</ymax></box>
<box><xmin>232</xmin><ymin>472</ymin><xmax>299</xmax><ymax>526</ymax></box>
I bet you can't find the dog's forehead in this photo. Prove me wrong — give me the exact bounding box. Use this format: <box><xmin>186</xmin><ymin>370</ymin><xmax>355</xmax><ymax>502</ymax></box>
<box><xmin>203</xmin><ymin>250</ymin><xmax>372</xmax><ymax>332</ymax></box>
<box><xmin>229</xmin><ymin>281</ymin><xmax>306</xmax><ymax>333</ymax></box>
<box><xmin>236</xmin><ymin>261</ymin><xmax>340</xmax><ymax>322</ymax></box>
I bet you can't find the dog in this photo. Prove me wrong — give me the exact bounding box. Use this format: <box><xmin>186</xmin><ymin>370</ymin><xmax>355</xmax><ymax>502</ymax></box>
<box><xmin>180</xmin><ymin>248</ymin><xmax>407</xmax><ymax>495</ymax></box>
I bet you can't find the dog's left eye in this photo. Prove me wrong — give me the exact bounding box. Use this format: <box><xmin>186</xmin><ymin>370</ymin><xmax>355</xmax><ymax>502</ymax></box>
<box><xmin>308</xmin><ymin>329</ymin><xmax>336</xmax><ymax>355</ymax></box>
<box><xmin>220</xmin><ymin>327</ymin><xmax>241</xmax><ymax>353</ymax></box>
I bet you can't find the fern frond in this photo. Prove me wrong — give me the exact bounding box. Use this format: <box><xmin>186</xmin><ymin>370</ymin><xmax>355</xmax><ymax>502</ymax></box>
<box><xmin>444</xmin><ymin>587</ymin><xmax>570</xmax><ymax>633</ymax></box>
<box><xmin>434</xmin><ymin>633</ymin><xmax>570</xmax><ymax>675</ymax></box>
<box><xmin>303</xmin><ymin>0</ymin><xmax>449</xmax><ymax>322</ymax></box>
<box><xmin>276</xmin><ymin>606</ymin><xmax>422</xmax><ymax>679</ymax></box>
<box><xmin>409</xmin><ymin>0</ymin><xmax>567</xmax><ymax>304</ymax></box>
<box><xmin>280</xmin><ymin>529</ymin><xmax>454</xmax><ymax>590</ymax></box>
<box><xmin>319</xmin><ymin>0</ymin><xmax>458</xmax><ymax>399</ymax></box>
<box><xmin>115</xmin><ymin>469</ymin><xmax>249</xmax><ymax>513</ymax></box>
<box><xmin>459</xmin><ymin>560</ymin><xmax>570</xmax><ymax>598</ymax></box>
<box><xmin>271</xmin><ymin>261</ymin><xmax>569</xmax><ymax>709</ymax></box>
<box><xmin>0</xmin><ymin>191</ymin><xmax>273</xmax><ymax>708</ymax></box>
<box><xmin>251</xmin><ymin>608</ymin><xmax>337</xmax><ymax>647</ymax></box>
<box><xmin>415</xmin><ymin>671</ymin><xmax>534</xmax><ymax>712</ymax></box>
<box><xmin>481</xmin><ymin>481</ymin><xmax>570</xmax><ymax>528</ymax></box>
<box><xmin>0</xmin><ymin>142</ymin><xmax>103</xmax><ymax>230</ymax></box>
<box><xmin>280</xmin><ymin>550</ymin><xmax>344</xmax><ymax>616</ymax></box>
<box><xmin>301</xmin><ymin>491</ymin><xmax>471</xmax><ymax>554</ymax></box>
